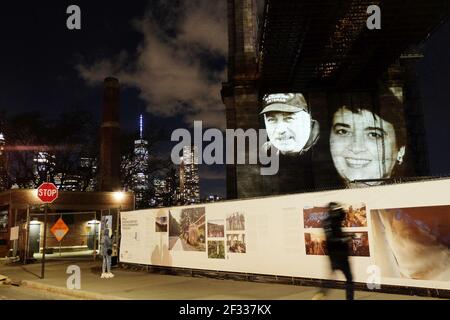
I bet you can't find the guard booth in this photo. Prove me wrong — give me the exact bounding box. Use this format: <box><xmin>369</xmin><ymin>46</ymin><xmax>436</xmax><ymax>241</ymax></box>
<box><xmin>0</xmin><ymin>189</ymin><xmax>134</xmax><ymax>262</ymax></box>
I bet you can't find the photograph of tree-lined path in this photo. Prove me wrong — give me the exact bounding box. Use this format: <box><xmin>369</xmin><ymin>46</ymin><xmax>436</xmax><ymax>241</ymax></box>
<box><xmin>169</xmin><ymin>208</ymin><xmax>206</xmax><ymax>251</ymax></box>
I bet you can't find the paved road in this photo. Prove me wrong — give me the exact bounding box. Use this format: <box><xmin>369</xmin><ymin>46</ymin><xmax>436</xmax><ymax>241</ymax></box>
<box><xmin>0</xmin><ymin>284</ymin><xmax>77</xmax><ymax>300</ymax></box>
<box><xmin>0</xmin><ymin>260</ymin><xmax>444</xmax><ymax>300</ymax></box>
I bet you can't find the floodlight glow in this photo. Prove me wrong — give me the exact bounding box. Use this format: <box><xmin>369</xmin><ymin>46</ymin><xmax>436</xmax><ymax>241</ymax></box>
<box><xmin>113</xmin><ymin>191</ymin><xmax>125</xmax><ymax>202</ymax></box>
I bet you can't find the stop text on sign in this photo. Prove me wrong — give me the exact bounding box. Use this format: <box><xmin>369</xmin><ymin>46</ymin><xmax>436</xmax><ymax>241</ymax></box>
<box><xmin>38</xmin><ymin>189</ymin><xmax>57</xmax><ymax>197</ymax></box>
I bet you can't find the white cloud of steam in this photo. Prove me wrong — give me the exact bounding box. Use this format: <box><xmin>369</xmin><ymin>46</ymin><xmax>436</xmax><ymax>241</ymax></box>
<box><xmin>77</xmin><ymin>0</ymin><xmax>227</xmax><ymax>128</ymax></box>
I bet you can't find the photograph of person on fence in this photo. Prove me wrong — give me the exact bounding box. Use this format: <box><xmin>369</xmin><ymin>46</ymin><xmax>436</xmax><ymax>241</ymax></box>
<box><xmin>226</xmin><ymin>233</ymin><xmax>246</xmax><ymax>253</ymax></box>
<box><xmin>207</xmin><ymin>220</ymin><xmax>225</xmax><ymax>238</ymax></box>
<box><xmin>226</xmin><ymin>212</ymin><xmax>245</xmax><ymax>231</ymax></box>
<box><xmin>304</xmin><ymin>231</ymin><xmax>327</xmax><ymax>255</ymax></box>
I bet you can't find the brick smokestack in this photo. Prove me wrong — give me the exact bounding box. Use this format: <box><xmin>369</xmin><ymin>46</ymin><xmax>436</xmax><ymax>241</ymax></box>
<box><xmin>99</xmin><ymin>77</ymin><xmax>121</xmax><ymax>191</ymax></box>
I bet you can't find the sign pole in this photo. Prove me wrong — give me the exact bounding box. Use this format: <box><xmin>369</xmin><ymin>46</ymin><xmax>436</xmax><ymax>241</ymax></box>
<box><xmin>36</xmin><ymin>182</ymin><xmax>58</xmax><ymax>279</ymax></box>
<box><xmin>41</xmin><ymin>204</ymin><xmax>48</xmax><ymax>279</ymax></box>
<box><xmin>24</xmin><ymin>205</ymin><xmax>30</xmax><ymax>265</ymax></box>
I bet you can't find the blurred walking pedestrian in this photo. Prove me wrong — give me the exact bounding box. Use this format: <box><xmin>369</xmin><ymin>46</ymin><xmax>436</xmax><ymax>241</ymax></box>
<box><xmin>313</xmin><ymin>202</ymin><xmax>354</xmax><ymax>300</ymax></box>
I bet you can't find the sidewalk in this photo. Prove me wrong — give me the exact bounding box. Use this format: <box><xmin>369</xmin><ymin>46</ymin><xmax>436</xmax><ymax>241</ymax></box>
<box><xmin>0</xmin><ymin>260</ymin><xmax>442</xmax><ymax>300</ymax></box>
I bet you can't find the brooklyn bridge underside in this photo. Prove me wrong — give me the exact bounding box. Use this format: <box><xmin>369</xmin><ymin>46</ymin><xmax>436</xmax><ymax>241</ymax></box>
<box><xmin>259</xmin><ymin>0</ymin><xmax>449</xmax><ymax>92</ymax></box>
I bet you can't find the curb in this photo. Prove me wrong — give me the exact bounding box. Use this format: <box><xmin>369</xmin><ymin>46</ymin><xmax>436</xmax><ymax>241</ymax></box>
<box><xmin>20</xmin><ymin>280</ymin><xmax>129</xmax><ymax>300</ymax></box>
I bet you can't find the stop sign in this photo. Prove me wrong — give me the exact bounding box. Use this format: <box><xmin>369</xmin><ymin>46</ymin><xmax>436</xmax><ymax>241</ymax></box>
<box><xmin>37</xmin><ymin>183</ymin><xmax>59</xmax><ymax>203</ymax></box>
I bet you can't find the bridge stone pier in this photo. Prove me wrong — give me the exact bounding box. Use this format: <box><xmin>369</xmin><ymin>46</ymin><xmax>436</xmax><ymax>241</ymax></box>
<box><xmin>221</xmin><ymin>0</ymin><xmax>264</xmax><ymax>199</ymax></box>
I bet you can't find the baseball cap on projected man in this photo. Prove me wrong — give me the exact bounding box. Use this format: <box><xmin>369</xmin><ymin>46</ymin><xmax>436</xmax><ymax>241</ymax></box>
<box><xmin>260</xmin><ymin>93</ymin><xmax>309</xmax><ymax>114</ymax></box>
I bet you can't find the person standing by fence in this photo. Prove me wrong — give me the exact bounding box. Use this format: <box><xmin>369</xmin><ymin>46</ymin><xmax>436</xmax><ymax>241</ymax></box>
<box><xmin>101</xmin><ymin>229</ymin><xmax>114</xmax><ymax>279</ymax></box>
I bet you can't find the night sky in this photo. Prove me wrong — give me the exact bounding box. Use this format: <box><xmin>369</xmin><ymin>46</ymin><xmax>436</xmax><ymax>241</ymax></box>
<box><xmin>0</xmin><ymin>1</ymin><xmax>449</xmax><ymax>198</ymax></box>
<box><xmin>0</xmin><ymin>1</ymin><xmax>227</xmax><ymax>197</ymax></box>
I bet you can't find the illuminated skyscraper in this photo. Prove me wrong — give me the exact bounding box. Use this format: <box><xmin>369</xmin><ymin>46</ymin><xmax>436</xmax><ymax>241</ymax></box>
<box><xmin>132</xmin><ymin>115</ymin><xmax>150</xmax><ymax>208</ymax></box>
<box><xmin>152</xmin><ymin>178</ymin><xmax>166</xmax><ymax>207</ymax></box>
<box><xmin>53</xmin><ymin>157</ymin><xmax>97</xmax><ymax>191</ymax></box>
<box><xmin>80</xmin><ymin>157</ymin><xmax>97</xmax><ymax>191</ymax></box>
<box><xmin>54</xmin><ymin>173</ymin><xmax>81</xmax><ymax>191</ymax></box>
<box><xmin>33</xmin><ymin>151</ymin><xmax>56</xmax><ymax>183</ymax></box>
<box><xmin>179</xmin><ymin>145</ymin><xmax>200</xmax><ymax>204</ymax></box>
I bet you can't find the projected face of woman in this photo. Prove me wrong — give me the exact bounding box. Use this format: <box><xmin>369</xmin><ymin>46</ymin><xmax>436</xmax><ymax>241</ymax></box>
<box><xmin>330</xmin><ymin>107</ymin><xmax>403</xmax><ymax>184</ymax></box>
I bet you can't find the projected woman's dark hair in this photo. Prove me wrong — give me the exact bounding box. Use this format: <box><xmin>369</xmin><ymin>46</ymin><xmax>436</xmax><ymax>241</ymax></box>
<box><xmin>329</xmin><ymin>91</ymin><xmax>407</xmax><ymax>186</ymax></box>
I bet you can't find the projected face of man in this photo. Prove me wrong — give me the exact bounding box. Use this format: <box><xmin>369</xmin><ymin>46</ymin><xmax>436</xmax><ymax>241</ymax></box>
<box><xmin>330</xmin><ymin>107</ymin><xmax>404</xmax><ymax>184</ymax></box>
<box><xmin>264</xmin><ymin>110</ymin><xmax>311</xmax><ymax>154</ymax></box>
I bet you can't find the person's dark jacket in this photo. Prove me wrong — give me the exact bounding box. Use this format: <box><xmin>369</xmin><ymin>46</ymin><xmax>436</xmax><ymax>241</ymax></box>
<box><xmin>101</xmin><ymin>229</ymin><xmax>112</xmax><ymax>256</ymax></box>
<box><xmin>324</xmin><ymin>209</ymin><xmax>351</xmax><ymax>257</ymax></box>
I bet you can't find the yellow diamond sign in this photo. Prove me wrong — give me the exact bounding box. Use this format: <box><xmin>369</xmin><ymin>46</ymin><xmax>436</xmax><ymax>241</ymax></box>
<box><xmin>50</xmin><ymin>218</ymin><xmax>69</xmax><ymax>242</ymax></box>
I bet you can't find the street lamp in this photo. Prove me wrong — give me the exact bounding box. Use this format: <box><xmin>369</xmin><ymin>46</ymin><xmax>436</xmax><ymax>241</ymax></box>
<box><xmin>113</xmin><ymin>191</ymin><xmax>125</xmax><ymax>202</ymax></box>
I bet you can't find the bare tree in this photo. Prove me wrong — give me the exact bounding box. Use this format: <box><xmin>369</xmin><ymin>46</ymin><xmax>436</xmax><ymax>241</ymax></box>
<box><xmin>5</xmin><ymin>108</ymin><xmax>98</xmax><ymax>189</ymax></box>
<box><xmin>5</xmin><ymin>111</ymin><xmax>48</xmax><ymax>188</ymax></box>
